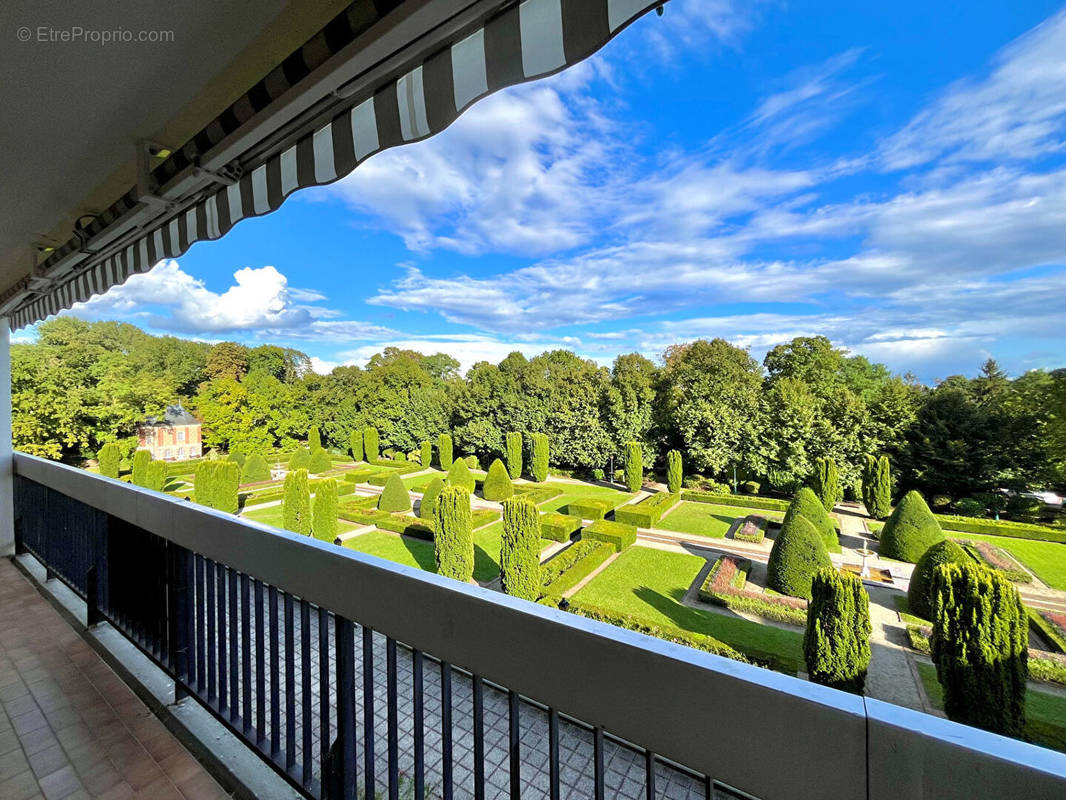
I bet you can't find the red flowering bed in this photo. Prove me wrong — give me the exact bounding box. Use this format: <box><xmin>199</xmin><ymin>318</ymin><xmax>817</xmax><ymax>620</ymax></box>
<box><xmin>698</xmin><ymin>555</ymin><xmax>806</xmax><ymax>625</ymax></box>
<box><xmin>732</xmin><ymin>515</ymin><xmax>767</xmax><ymax>544</ymax></box>
<box><xmin>959</xmin><ymin>539</ymin><xmax>1031</xmax><ymax>583</ymax></box>
<box><xmin>1046</xmin><ymin>611</ymin><xmax>1066</xmax><ymax>641</ymax></box>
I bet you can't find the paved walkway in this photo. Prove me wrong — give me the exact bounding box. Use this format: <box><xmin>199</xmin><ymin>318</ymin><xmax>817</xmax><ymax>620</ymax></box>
<box><xmin>0</xmin><ymin>558</ymin><xmax>229</xmax><ymax>800</ymax></box>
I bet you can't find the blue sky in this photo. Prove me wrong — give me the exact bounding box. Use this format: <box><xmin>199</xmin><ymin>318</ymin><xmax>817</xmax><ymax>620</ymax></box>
<box><xmin>55</xmin><ymin>0</ymin><xmax>1066</xmax><ymax>381</ymax></box>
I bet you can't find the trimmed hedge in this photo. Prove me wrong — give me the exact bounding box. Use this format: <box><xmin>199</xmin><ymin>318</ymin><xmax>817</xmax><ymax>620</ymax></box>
<box><xmin>732</xmin><ymin>515</ymin><xmax>767</xmax><ymax>544</ymax></box>
<box><xmin>132</xmin><ymin>450</ymin><xmax>150</xmax><ymax>487</ymax></box>
<box><xmin>804</xmin><ymin>568</ymin><xmax>871</xmax><ymax>693</ymax></box>
<box><xmin>539</xmin><ymin>512</ymin><xmax>583</xmax><ymax>542</ymax></box>
<box><xmin>482</xmin><ymin>458</ymin><xmax>514</xmax><ymax>501</ymax></box>
<box><xmin>908</xmin><ymin>540</ymin><xmax>970</xmax><ymax>621</ymax></box>
<box><xmin>364</xmin><ymin>427</ymin><xmax>380</xmax><ymax>461</ymax></box>
<box><xmin>350</xmin><ymin>429</ymin><xmax>363</xmax><ymax>462</ymax></box>
<box><xmin>145</xmin><ymin>461</ymin><xmax>166</xmax><ymax>492</ymax></box>
<box><xmin>283</xmin><ymin>469</ymin><xmax>311</xmax><ymax>535</ymax></box>
<box><xmin>698</xmin><ymin>556</ymin><xmax>807</xmax><ymax>626</ymax></box>
<box><xmin>97</xmin><ymin>443</ymin><xmax>121</xmax><ymax>479</ymax></box>
<box><xmin>879</xmin><ymin>490</ymin><xmax>944</xmax><ymax>563</ymax></box>
<box><xmin>500</xmin><ymin>498</ymin><xmax>541</xmax><ymax>600</ymax></box>
<box><xmin>766</xmin><ymin>513</ymin><xmax>832</xmax><ymax>600</ymax></box>
<box><xmin>784</xmin><ymin>488</ymin><xmax>838</xmax><ymax>552</ymax></box>
<box><xmin>289</xmin><ymin>447</ymin><xmax>311</xmax><ymax>471</ymax></box>
<box><xmin>418</xmin><ymin>476</ymin><xmax>445</xmax><ymax>520</ymax></box>
<box><xmin>930</xmin><ymin>563</ymin><xmax>1027</xmax><ymax>736</ymax></box>
<box><xmin>378</xmin><ymin>473</ymin><xmax>411</xmax><ymax>512</ymax></box>
<box><xmin>312</xmin><ymin>479</ymin><xmax>339</xmax><ymax>542</ymax></box>
<box><xmin>513</xmin><ymin>484</ymin><xmax>564</xmax><ymax>505</ymax></box>
<box><xmin>540</xmin><ymin>541</ymin><xmax>614</xmax><ymax>599</ymax></box>
<box><xmin>309</xmin><ymin>427</ymin><xmax>322</xmax><ymax>452</ymax></box>
<box><xmin>367</xmin><ymin>459</ymin><xmax>421</xmax><ymax>474</ymax></box>
<box><xmin>581</xmin><ymin>519</ymin><xmax>637</xmax><ymax>552</ymax></box>
<box><xmin>614</xmin><ymin>492</ymin><xmax>679</xmax><ymax>528</ymax></box>
<box><xmin>421</xmin><ymin>440</ymin><xmax>432</xmax><ymax>469</ymax></box>
<box><xmin>1028</xmin><ymin>608</ymin><xmax>1066</xmax><ymax>654</ymax></box>
<box><xmin>565</xmin><ymin>498</ymin><xmax>615</xmax><ymax>520</ymax></box>
<box><xmin>810</xmin><ymin>456</ymin><xmax>841</xmax><ymax>511</ymax></box>
<box><xmin>666</xmin><ymin>450</ymin><xmax>682</xmax><ymax>494</ymax></box>
<box><xmin>242</xmin><ymin>453</ymin><xmax>270</xmax><ymax>483</ymax></box>
<box><xmin>434</xmin><ymin>486</ymin><xmax>473</xmax><ymax>581</ymax></box>
<box><xmin>437</xmin><ymin>433</ymin><xmax>453</xmax><ymax>470</ymax></box>
<box><xmin>505</xmin><ymin>431</ymin><xmax>523</xmax><ymax>479</ymax></box>
<box><xmin>166</xmin><ymin>458</ymin><xmax>206</xmax><ymax>476</ymax></box>
<box><xmin>681</xmin><ymin>491</ymin><xmax>790</xmax><ymax>513</ymax></box>
<box><xmin>934</xmin><ymin>515</ymin><xmax>1066</xmax><ymax>543</ymax></box>
<box><xmin>308</xmin><ymin>448</ymin><xmax>332</xmax><ymax>474</ymax></box>
<box><xmin>445</xmin><ymin>458</ymin><xmax>476</xmax><ymax>493</ymax></box>
<box><xmin>342</xmin><ymin>468</ymin><xmax>382</xmax><ymax>484</ymax></box>
<box><xmin>531</xmin><ymin>433</ymin><xmax>549</xmax><ymax>483</ymax></box>
<box><xmin>623</xmin><ymin>441</ymin><xmax>642</xmax><ymax>492</ymax></box>
<box><xmin>961</xmin><ymin>540</ymin><xmax>1031</xmax><ymax>583</ymax></box>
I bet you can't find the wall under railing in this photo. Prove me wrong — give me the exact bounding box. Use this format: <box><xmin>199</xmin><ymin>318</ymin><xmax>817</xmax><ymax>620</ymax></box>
<box><xmin>10</xmin><ymin>451</ymin><xmax>1066</xmax><ymax>800</ymax></box>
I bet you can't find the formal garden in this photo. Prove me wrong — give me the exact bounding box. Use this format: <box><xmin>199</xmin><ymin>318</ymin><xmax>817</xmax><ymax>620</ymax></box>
<box><xmin>94</xmin><ymin>420</ymin><xmax>1066</xmax><ymax>754</ymax></box>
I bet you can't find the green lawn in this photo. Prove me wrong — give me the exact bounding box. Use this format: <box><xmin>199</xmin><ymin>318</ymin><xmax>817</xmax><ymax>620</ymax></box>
<box><xmin>538</xmin><ymin>482</ymin><xmax>635</xmax><ymax>514</ymax></box>
<box><xmin>915</xmin><ymin>661</ymin><xmax>1066</xmax><ymax>753</ymax></box>
<box><xmin>657</xmin><ymin>502</ymin><xmax>737</xmax><ymax>537</ymax></box>
<box><xmin>573</xmin><ymin>546</ymin><xmax>803</xmax><ymax>673</ymax></box>
<box><xmin>402</xmin><ymin>470</ymin><xmax>445</xmax><ymax>491</ymax></box>
<box><xmin>341</xmin><ymin>522</ymin><xmax>555</xmax><ymax>582</ymax></box>
<box><xmin>949</xmin><ymin>532</ymin><xmax>1066</xmax><ymax>590</ymax></box>
<box><xmin>242</xmin><ymin>503</ymin><xmax>359</xmax><ymax>535</ymax></box>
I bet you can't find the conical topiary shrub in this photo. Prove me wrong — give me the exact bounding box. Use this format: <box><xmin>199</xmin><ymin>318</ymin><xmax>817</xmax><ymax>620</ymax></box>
<box><xmin>810</xmin><ymin>456</ymin><xmax>841</xmax><ymax>512</ymax></box>
<box><xmin>378</xmin><ymin>473</ymin><xmax>411</xmax><ymax>512</ymax></box>
<box><xmin>312</xmin><ymin>479</ymin><xmax>339</xmax><ymax>542</ymax></box>
<box><xmin>500</xmin><ymin>497</ymin><xmax>540</xmax><ymax>600</ymax></box>
<box><xmin>907</xmin><ymin>539</ymin><xmax>970</xmax><ymax>621</ymax></box>
<box><xmin>309</xmin><ymin>426</ymin><xmax>322</xmax><ymax>452</ymax></box>
<box><xmin>242</xmin><ymin>453</ymin><xmax>270</xmax><ymax>483</ymax></box>
<box><xmin>97</xmin><ymin>442</ymin><xmax>121</xmax><ymax>479</ymax></box>
<box><xmin>419</xmin><ymin>477</ymin><xmax>445</xmax><ymax>520</ymax></box>
<box><xmin>482</xmin><ymin>458</ymin><xmax>513</xmax><ymax>501</ymax></box>
<box><xmin>505</xmin><ymin>432</ymin><xmax>523</xmax><ymax>479</ymax></box>
<box><xmin>804</xmin><ymin>568</ymin><xmax>871</xmax><ymax>693</ymax></box>
<box><xmin>767</xmin><ymin>513</ymin><xmax>832</xmax><ymax>600</ymax></box>
<box><xmin>308</xmin><ymin>448</ymin><xmax>332</xmax><ymax>474</ymax></box>
<box><xmin>784</xmin><ymin>487</ymin><xmax>838</xmax><ymax>552</ymax></box>
<box><xmin>289</xmin><ymin>447</ymin><xmax>311</xmax><ymax>471</ymax></box>
<box><xmin>446</xmin><ymin>457</ymin><xmax>476</xmax><ymax>493</ymax></box>
<box><xmin>931</xmin><ymin>563</ymin><xmax>1027</xmax><ymax>736</ymax></box>
<box><xmin>437</xmin><ymin>433</ymin><xmax>453</xmax><ymax>470</ymax></box>
<box><xmin>434</xmin><ymin>486</ymin><xmax>473</xmax><ymax>582</ymax></box>
<box><xmin>228</xmin><ymin>448</ymin><xmax>246</xmax><ymax>469</ymax></box>
<box><xmin>879</xmin><ymin>490</ymin><xmax>944</xmax><ymax>563</ymax></box>
<box><xmin>666</xmin><ymin>450</ymin><xmax>682</xmax><ymax>494</ymax></box>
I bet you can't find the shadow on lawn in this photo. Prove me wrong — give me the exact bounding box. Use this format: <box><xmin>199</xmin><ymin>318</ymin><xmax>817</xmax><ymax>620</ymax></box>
<box><xmin>633</xmin><ymin>585</ymin><xmax>701</xmax><ymax>633</ymax></box>
<box><xmin>472</xmin><ymin>544</ymin><xmax>499</xmax><ymax>582</ymax></box>
<box><xmin>401</xmin><ymin>535</ymin><xmax>438</xmax><ymax>572</ymax></box>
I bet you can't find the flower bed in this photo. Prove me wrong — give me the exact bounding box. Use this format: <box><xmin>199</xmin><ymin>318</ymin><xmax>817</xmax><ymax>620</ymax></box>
<box><xmin>960</xmin><ymin>539</ymin><xmax>1032</xmax><ymax>583</ymax></box>
<box><xmin>1033</xmin><ymin>609</ymin><xmax>1066</xmax><ymax>653</ymax></box>
<box><xmin>697</xmin><ymin>555</ymin><xmax>807</xmax><ymax>626</ymax></box>
<box><xmin>731</xmin><ymin>515</ymin><xmax>767</xmax><ymax>544</ymax></box>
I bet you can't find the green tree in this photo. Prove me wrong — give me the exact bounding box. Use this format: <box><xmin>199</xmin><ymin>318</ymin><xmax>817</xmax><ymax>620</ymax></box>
<box><xmin>879</xmin><ymin>490</ymin><xmax>944</xmax><ymax>563</ymax></box>
<box><xmin>217</xmin><ymin>461</ymin><xmax>240</xmax><ymax>513</ymax></box>
<box><xmin>194</xmin><ymin>462</ymin><xmax>216</xmax><ymax>509</ymax></box>
<box><xmin>283</xmin><ymin>469</ymin><xmax>311</xmax><ymax>535</ymax></box>
<box><xmin>908</xmin><ymin>540</ymin><xmax>970</xmax><ymax>621</ymax></box>
<box><xmin>309</xmin><ymin>426</ymin><xmax>322</xmax><ymax>452</ymax></box>
<box><xmin>378</xmin><ymin>473</ymin><xmax>411</xmax><ymax>513</ymax></box>
<box><xmin>98</xmin><ymin>443</ymin><xmax>121</xmax><ymax>479</ymax></box>
<box><xmin>482</xmin><ymin>458</ymin><xmax>514</xmax><ymax>501</ymax></box>
<box><xmin>804</xmin><ymin>568</ymin><xmax>871</xmax><ymax>693</ymax></box>
<box><xmin>868</xmin><ymin>455</ymin><xmax>892</xmax><ymax>519</ymax></box>
<box><xmin>145</xmin><ymin>460</ymin><xmax>167</xmax><ymax>492</ymax></box>
<box><xmin>364</xmin><ymin>427</ymin><xmax>380</xmax><ymax>461</ymax></box>
<box><xmin>434</xmin><ymin>486</ymin><xmax>473</xmax><ymax>581</ymax></box>
<box><xmin>227</xmin><ymin>447</ymin><xmax>247</xmax><ymax>469</ymax></box>
<box><xmin>350</xmin><ymin>429</ymin><xmax>364</xmax><ymax>462</ymax></box>
<box><xmin>312</xmin><ymin>479</ymin><xmax>339</xmax><ymax>542</ymax></box>
<box><xmin>767</xmin><ymin>513</ymin><xmax>832</xmax><ymax>600</ymax></box>
<box><xmin>666</xmin><ymin>450</ymin><xmax>683</xmax><ymax>494</ymax></box>
<box><xmin>419</xmin><ymin>477</ymin><xmax>445</xmax><ymax>520</ymax></box>
<box><xmin>446</xmin><ymin>458</ymin><xmax>476</xmax><ymax>493</ymax></box>
<box><xmin>437</xmin><ymin>433</ymin><xmax>453</xmax><ymax>470</ymax></box>
<box><xmin>242</xmin><ymin>453</ymin><xmax>270</xmax><ymax>483</ymax></box>
<box><xmin>624</xmin><ymin>441</ymin><xmax>642</xmax><ymax>492</ymax></box>
<box><xmin>131</xmin><ymin>449</ymin><xmax>151</xmax><ymax>487</ymax></box>
<box><xmin>204</xmin><ymin>342</ymin><xmax>249</xmax><ymax>381</ymax></box>
<box><xmin>500</xmin><ymin>497</ymin><xmax>540</xmax><ymax>600</ymax></box>
<box><xmin>930</xmin><ymin>563</ymin><xmax>1027</xmax><ymax>736</ymax></box>
<box><xmin>810</xmin><ymin>456</ymin><xmax>841</xmax><ymax>511</ymax></box>
<box><xmin>505</xmin><ymin>431</ymin><xmax>523</xmax><ymax>479</ymax></box>
<box><xmin>421</xmin><ymin>440</ymin><xmax>433</xmax><ymax>470</ymax></box>
<box><xmin>308</xmin><ymin>448</ymin><xmax>331</xmax><ymax>474</ymax></box>
<box><xmin>605</xmin><ymin>353</ymin><xmax>657</xmax><ymax>464</ymax></box>
<box><xmin>531</xmin><ymin>433</ymin><xmax>549</xmax><ymax>482</ymax></box>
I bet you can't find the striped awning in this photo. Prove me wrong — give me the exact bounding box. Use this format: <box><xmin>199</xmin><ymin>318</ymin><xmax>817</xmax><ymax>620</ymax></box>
<box><xmin>10</xmin><ymin>0</ymin><xmax>663</xmax><ymax>330</ymax></box>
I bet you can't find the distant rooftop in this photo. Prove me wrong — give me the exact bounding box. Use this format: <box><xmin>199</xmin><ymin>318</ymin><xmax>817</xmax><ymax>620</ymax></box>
<box><xmin>142</xmin><ymin>403</ymin><xmax>199</xmax><ymax>427</ymax></box>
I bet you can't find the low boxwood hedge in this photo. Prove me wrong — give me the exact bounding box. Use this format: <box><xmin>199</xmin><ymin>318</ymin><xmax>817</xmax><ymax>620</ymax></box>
<box><xmin>367</xmin><ymin>458</ymin><xmax>421</xmax><ymax>475</ymax></box>
<box><xmin>565</xmin><ymin>498</ymin><xmax>616</xmax><ymax>520</ymax></box>
<box><xmin>1028</xmin><ymin>608</ymin><xmax>1066</xmax><ymax>653</ymax></box>
<box><xmin>513</xmin><ymin>484</ymin><xmax>564</xmax><ymax>505</ymax></box>
<box><xmin>342</xmin><ymin>468</ymin><xmax>382</xmax><ymax>484</ymax></box>
<box><xmin>540</xmin><ymin>541</ymin><xmax>614</xmax><ymax>598</ymax></box>
<box><xmin>614</xmin><ymin>492</ymin><xmax>679</xmax><ymax>527</ymax></box>
<box><xmin>681</xmin><ymin>491</ymin><xmax>790</xmax><ymax>513</ymax></box>
<box><xmin>935</xmin><ymin>514</ymin><xmax>1066</xmax><ymax>543</ymax></box>
<box><xmin>581</xmin><ymin>519</ymin><xmax>637</xmax><ymax>552</ymax></box>
<box><xmin>166</xmin><ymin>458</ymin><xmax>206</xmax><ymax>476</ymax></box>
<box><xmin>698</xmin><ymin>555</ymin><xmax>807</xmax><ymax>627</ymax></box>
<box><xmin>540</xmin><ymin>512</ymin><xmax>583</xmax><ymax>542</ymax></box>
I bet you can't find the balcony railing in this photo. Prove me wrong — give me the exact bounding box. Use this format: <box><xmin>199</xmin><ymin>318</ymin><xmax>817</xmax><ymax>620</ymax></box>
<box><xmin>9</xmin><ymin>451</ymin><xmax>1066</xmax><ymax>800</ymax></box>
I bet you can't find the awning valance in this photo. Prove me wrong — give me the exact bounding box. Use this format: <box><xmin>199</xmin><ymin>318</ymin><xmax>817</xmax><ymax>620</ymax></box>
<box><xmin>9</xmin><ymin>0</ymin><xmax>663</xmax><ymax>330</ymax></box>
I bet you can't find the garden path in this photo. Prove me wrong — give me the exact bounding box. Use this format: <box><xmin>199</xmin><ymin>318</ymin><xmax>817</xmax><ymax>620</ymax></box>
<box><xmin>864</xmin><ymin>586</ymin><xmax>926</xmax><ymax>711</ymax></box>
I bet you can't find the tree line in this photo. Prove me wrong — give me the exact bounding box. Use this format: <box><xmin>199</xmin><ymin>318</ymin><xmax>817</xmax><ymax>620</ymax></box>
<box><xmin>11</xmin><ymin>317</ymin><xmax>1066</xmax><ymax>501</ymax></box>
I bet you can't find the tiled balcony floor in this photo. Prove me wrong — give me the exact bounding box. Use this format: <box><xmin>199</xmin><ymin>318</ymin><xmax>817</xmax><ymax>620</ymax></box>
<box><xmin>0</xmin><ymin>558</ymin><xmax>229</xmax><ymax>800</ymax></box>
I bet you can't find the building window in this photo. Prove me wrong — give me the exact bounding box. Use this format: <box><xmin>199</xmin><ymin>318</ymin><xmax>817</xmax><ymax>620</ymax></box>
<box><xmin>177</xmin><ymin>448</ymin><xmax>184</xmax><ymax>459</ymax></box>
<box><xmin>178</xmin><ymin>430</ymin><xmax>185</xmax><ymax>442</ymax></box>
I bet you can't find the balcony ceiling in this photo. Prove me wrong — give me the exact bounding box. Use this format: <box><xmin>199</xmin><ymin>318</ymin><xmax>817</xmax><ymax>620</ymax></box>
<box><xmin>0</xmin><ymin>0</ymin><xmax>351</xmax><ymax>301</ymax></box>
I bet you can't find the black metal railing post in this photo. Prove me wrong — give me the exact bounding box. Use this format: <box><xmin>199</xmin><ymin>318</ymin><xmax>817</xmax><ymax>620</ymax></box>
<box><xmin>13</xmin><ymin>515</ymin><xmax>25</xmax><ymax>555</ymax></box>
<box><xmin>86</xmin><ymin>565</ymin><xmax>103</xmax><ymax>628</ymax></box>
<box><xmin>167</xmin><ymin>544</ymin><xmax>191</xmax><ymax>703</ymax></box>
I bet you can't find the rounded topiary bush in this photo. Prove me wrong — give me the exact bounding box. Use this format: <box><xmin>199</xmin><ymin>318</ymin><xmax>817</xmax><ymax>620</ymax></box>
<box><xmin>421</xmin><ymin>440</ymin><xmax>432</xmax><ymax>469</ymax></box>
<box><xmin>378</xmin><ymin>473</ymin><xmax>411</xmax><ymax>512</ymax></box>
<box><xmin>907</xmin><ymin>539</ymin><xmax>970</xmax><ymax>621</ymax></box>
<box><xmin>283</xmin><ymin>469</ymin><xmax>311</xmax><ymax>535</ymax></box>
<box><xmin>242</xmin><ymin>453</ymin><xmax>270</xmax><ymax>483</ymax></box>
<box><xmin>784</xmin><ymin>487</ymin><xmax>837</xmax><ymax>551</ymax></box>
<box><xmin>767</xmin><ymin>513</ymin><xmax>832</xmax><ymax>600</ymax></box>
<box><xmin>308</xmin><ymin>447</ymin><xmax>332</xmax><ymax>474</ymax></box>
<box><xmin>131</xmin><ymin>449</ymin><xmax>151</xmax><ymax>487</ymax></box>
<box><xmin>419</xmin><ymin>477</ymin><xmax>445</xmax><ymax>520</ymax></box>
<box><xmin>879</xmin><ymin>490</ymin><xmax>944</xmax><ymax>563</ymax></box>
<box><xmin>446</xmin><ymin>458</ymin><xmax>476</xmax><ymax>493</ymax></box>
<box><xmin>482</xmin><ymin>458</ymin><xmax>513</xmax><ymax>501</ymax></box>
<box><xmin>289</xmin><ymin>447</ymin><xmax>311</xmax><ymax>471</ymax></box>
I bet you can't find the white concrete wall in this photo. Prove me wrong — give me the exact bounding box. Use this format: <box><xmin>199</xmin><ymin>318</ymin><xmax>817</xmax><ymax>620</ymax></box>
<box><xmin>0</xmin><ymin>318</ymin><xmax>12</xmax><ymax>556</ymax></box>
